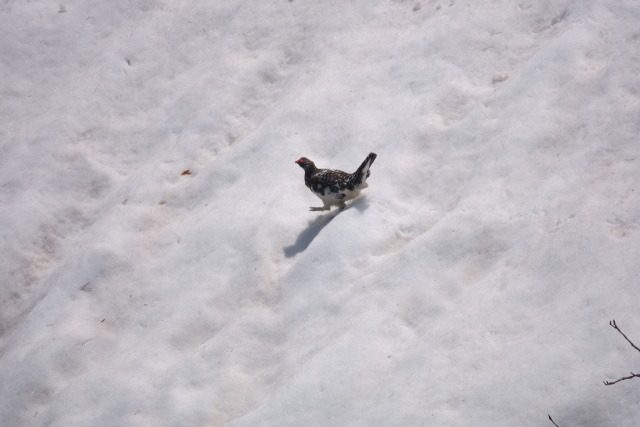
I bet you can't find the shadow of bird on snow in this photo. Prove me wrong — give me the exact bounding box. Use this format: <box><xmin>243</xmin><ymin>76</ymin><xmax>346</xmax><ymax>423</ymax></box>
<box><xmin>283</xmin><ymin>197</ymin><xmax>370</xmax><ymax>258</ymax></box>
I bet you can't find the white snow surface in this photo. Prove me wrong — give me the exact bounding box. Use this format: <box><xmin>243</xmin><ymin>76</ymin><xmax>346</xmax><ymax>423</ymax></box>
<box><xmin>1</xmin><ymin>1</ymin><xmax>640</xmax><ymax>426</ymax></box>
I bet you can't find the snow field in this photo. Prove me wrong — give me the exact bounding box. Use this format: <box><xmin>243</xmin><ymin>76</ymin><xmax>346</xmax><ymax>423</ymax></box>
<box><xmin>1</xmin><ymin>0</ymin><xmax>640</xmax><ymax>425</ymax></box>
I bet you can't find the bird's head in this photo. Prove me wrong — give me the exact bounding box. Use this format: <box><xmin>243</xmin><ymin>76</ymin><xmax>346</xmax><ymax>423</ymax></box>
<box><xmin>295</xmin><ymin>157</ymin><xmax>315</xmax><ymax>171</ymax></box>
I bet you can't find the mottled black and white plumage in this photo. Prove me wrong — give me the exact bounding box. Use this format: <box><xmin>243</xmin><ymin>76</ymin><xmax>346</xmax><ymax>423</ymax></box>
<box><xmin>295</xmin><ymin>152</ymin><xmax>377</xmax><ymax>211</ymax></box>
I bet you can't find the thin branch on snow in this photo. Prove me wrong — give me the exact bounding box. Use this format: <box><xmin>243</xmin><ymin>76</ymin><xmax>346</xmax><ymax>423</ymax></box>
<box><xmin>609</xmin><ymin>320</ymin><xmax>640</xmax><ymax>353</ymax></box>
<box><xmin>548</xmin><ymin>414</ymin><xmax>560</xmax><ymax>427</ymax></box>
<box><xmin>603</xmin><ymin>372</ymin><xmax>640</xmax><ymax>386</ymax></box>
<box><xmin>603</xmin><ymin>319</ymin><xmax>640</xmax><ymax>386</ymax></box>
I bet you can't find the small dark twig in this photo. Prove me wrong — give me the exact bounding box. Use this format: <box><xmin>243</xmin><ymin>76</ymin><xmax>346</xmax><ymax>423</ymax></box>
<box><xmin>548</xmin><ymin>414</ymin><xmax>560</xmax><ymax>427</ymax></box>
<box><xmin>609</xmin><ymin>320</ymin><xmax>640</xmax><ymax>353</ymax></box>
<box><xmin>604</xmin><ymin>320</ymin><xmax>640</xmax><ymax>386</ymax></box>
<box><xmin>604</xmin><ymin>372</ymin><xmax>640</xmax><ymax>386</ymax></box>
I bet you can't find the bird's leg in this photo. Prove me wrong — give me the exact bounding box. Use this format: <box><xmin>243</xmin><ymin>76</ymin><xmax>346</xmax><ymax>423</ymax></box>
<box><xmin>310</xmin><ymin>201</ymin><xmax>330</xmax><ymax>211</ymax></box>
<box><xmin>338</xmin><ymin>202</ymin><xmax>346</xmax><ymax>211</ymax></box>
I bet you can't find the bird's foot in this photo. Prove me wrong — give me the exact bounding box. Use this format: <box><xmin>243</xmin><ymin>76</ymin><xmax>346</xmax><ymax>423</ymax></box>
<box><xmin>309</xmin><ymin>206</ymin><xmax>330</xmax><ymax>212</ymax></box>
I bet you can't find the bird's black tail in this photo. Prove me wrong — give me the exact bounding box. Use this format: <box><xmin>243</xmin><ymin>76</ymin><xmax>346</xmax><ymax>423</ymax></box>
<box><xmin>351</xmin><ymin>152</ymin><xmax>377</xmax><ymax>187</ymax></box>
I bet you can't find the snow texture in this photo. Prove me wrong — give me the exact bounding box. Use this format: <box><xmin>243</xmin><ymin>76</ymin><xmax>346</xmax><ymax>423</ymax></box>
<box><xmin>1</xmin><ymin>1</ymin><xmax>640</xmax><ymax>426</ymax></box>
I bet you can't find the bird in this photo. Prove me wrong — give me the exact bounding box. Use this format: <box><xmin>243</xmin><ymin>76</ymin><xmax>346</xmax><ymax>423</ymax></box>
<box><xmin>295</xmin><ymin>152</ymin><xmax>377</xmax><ymax>211</ymax></box>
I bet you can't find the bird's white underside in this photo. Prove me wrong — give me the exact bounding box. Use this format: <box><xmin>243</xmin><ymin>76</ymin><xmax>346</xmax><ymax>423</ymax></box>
<box><xmin>310</xmin><ymin>188</ymin><xmax>362</xmax><ymax>211</ymax></box>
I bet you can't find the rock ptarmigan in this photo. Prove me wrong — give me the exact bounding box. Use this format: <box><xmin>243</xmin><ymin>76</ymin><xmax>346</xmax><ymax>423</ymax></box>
<box><xmin>295</xmin><ymin>152</ymin><xmax>377</xmax><ymax>211</ymax></box>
